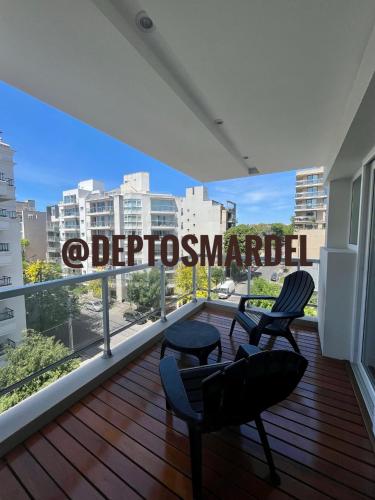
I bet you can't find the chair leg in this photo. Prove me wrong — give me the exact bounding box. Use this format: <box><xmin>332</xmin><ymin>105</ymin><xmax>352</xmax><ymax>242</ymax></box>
<box><xmin>160</xmin><ymin>340</ymin><xmax>167</xmax><ymax>359</ymax></box>
<box><xmin>249</xmin><ymin>328</ymin><xmax>262</xmax><ymax>346</ymax></box>
<box><xmin>188</xmin><ymin>426</ymin><xmax>202</xmax><ymax>500</ymax></box>
<box><xmin>229</xmin><ymin>318</ymin><xmax>236</xmax><ymax>337</ymax></box>
<box><xmin>255</xmin><ymin>415</ymin><xmax>280</xmax><ymax>486</ymax></box>
<box><xmin>285</xmin><ymin>330</ymin><xmax>300</xmax><ymax>353</ymax></box>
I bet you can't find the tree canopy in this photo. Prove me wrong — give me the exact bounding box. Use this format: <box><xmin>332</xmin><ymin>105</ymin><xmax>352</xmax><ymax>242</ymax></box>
<box><xmin>23</xmin><ymin>260</ymin><xmax>78</xmax><ymax>333</ymax></box>
<box><xmin>127</xmin><ymin>268</ymin><xmax>161</xmax><ymax>311</ymax></box>
<box><xmin>0</xmin><ymin>331</ymin><xmax>79</xmax><ymax>413</ymax></box>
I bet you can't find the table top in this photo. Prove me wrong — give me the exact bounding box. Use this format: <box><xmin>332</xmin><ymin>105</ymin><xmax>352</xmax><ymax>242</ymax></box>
<box><xmin>164</xmin><ymin>320</ymin><xmax>221</xmax><ymax>350</ymax></box>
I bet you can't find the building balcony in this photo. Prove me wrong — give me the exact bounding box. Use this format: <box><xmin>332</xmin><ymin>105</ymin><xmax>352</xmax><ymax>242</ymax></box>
<box><xmin>89</xmin><ymin>207</ymin><xmax>114</xmax><ymax>214</ymax></box>
<box><xmin>295</xmin><ymin>178</ymin><xmax>324</xmax><ymax>186</ymax></box>
<box><xmin>295</xmin><ymin>190</ymin><xmax>326</xmax><ymax>199</ymax></box>
<box><xmin>0</xmin><ymin>307</ymin><xmax>14</xmax><ymax>321</ymax></box>
<box><xmin>295</xmin><ymin>204</ymin><xmax>326</xmax><ymax>211</ymax></box>
<box><xmin>88</xmin><ymin>222</ymin><xmax>113</xmax><ymax>229</ymax></box>
<box><xmin>0</xmin><ymin>179</ymin><xmax>15</xmax><ymax>201</ymax></box>
<box><xmin>62</xmin><ymin>212</ymin><xmax>80</xmax><ymax>218</ymax></box>
<box><xmin>0</xmin><ymin>276</ymin><xmax>11</xmax><ymax>287</ymax></box>
<box><xmin>0</xmin><ymin>250</ymin><xmax>12</xmax><ymax>266</ymax></box>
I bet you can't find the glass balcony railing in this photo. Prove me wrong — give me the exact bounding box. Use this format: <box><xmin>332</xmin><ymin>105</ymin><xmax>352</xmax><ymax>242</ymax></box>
<box><xmin>0</xmin><ymin>256</ymin><xmax>319</xmax><ymax>414</ymax></box>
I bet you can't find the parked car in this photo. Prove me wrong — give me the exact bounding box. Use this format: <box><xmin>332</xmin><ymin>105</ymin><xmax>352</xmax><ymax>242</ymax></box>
<box><xmin>123</xmin><ymin>310</ymin><xmax>148</xmax><ymax>325</ymax></box>
<box><xmin>84</xmin><ymin>300</ymin><xmax>103</xmax><ymax>312</ymax></box>
<box><xmin>271</xmin><ymin>269</ymin><xmax>283</xmax><ymax>282</ymax></box>
<box><xmin>217</xmin><ymin>279</ymin><xmax>235</xmax><ymax>299</ymax></box>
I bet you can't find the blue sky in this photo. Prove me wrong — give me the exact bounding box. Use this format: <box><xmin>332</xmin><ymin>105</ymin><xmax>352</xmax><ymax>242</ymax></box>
<box><xmin>0</xmin><ymin>81</ymin><xmax>296</xmax><ymax>224</ymax></box>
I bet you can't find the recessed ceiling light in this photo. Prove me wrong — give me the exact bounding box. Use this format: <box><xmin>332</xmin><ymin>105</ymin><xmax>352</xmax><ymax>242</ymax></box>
<box><xmin>214</xmin><ymin>119</ymin><xmax>223</xmax><ymax>125</ymax></box>
<box><xmin>135</xmin><ymin>11</ymin><xmax>155</xmax><ymax>33</ymax></box>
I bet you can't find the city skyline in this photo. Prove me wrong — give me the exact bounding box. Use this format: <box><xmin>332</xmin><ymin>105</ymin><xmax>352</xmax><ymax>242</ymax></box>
<box><xmin>1</xmin><ymin>81</ymin><xmax>297</xmax><ymax>224</ymax></box>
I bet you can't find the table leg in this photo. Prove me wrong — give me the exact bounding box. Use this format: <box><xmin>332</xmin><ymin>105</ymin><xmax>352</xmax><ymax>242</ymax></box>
<box><xmin>198</xmin><ymin>352</ymin><xmax>209</xmax><ymax>366</ymax></box>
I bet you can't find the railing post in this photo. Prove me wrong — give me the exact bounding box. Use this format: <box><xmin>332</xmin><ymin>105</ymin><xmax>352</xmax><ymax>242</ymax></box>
<box><xmin>247</xmin><ymin>266</ymin><xmax>251</xmax><ymax>295</ymax></box>
<box><xmin>192</xmin><ymin>264</ymin><xmax>197</xmax><ymax>302</ymax></box>
<box><xmin>67</xmin><ymin>294</ymin><xmax>74</xmax><ymax>352</ymax></box>
<box><xmin>160</xmin><ymin>264</ymin><xmax>167</xmax><ymax>322</ymax></box>
<box><xmin>207</xmin><ymin>265</ymin><xmax>212</xmax><ymax>301</ymax></box>
<box><xmin>101</xmin><ymin>277</ymin><xmax>112</xmax><ymax>358</ymax></box>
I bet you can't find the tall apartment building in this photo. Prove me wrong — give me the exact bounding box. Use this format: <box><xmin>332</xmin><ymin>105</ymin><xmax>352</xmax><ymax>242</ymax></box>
<box><xmin>16</xmin><ymin>199</ymin><xmax>47</xmax><ymax>260</ymax></box>
<box><xmin>46</xmin><ymin>204</ymin><xmax>60</xmax><ymax>263</ymax></box>
<box><xmin>55</xmin><ymin>172</ymin><xmax>234</xmax><ymax>299</ymax></box>
<box><xmin>294</xmin><ymin>166</ymin><xmax>327</xmax><ymax>258</ymax></box>
<box><xmin>58</xmin><ymin>180</ymin><xmax>105</xmax><ymax>275</ymax></box>
<box><xmin>178</xmin><ymin>186</ymin><xmax>236</xmax><ymax>240</ymax></box>
<box><xmin>0</xmin><ymin>137</ymin><xmax>26</xmax><ymax>352</ymax></box>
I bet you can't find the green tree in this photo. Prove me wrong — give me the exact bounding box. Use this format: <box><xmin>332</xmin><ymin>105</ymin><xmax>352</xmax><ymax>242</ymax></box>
<box><xmin>0</xmin><ymin>331</ymin><xmax>80</xmax><ymax>413</ymax></box>
<box><xmin>24</xmin><ymin>260</ymin><xmax>62</xmax><ymax>283</ymax></box>
<box><xmin>248</xmin><ymin>277</ymin><xmax>317</xmax><ymax>316</ymax></box>
<box><xmin>20</xmin><ymin>238</ymin><xmax>30</xmax><ymax>261</ymax></box>
<box><xmin>224</xmin><ymin>224</ymin><xmax>252</xmax><ymax>254</ymax></box>
<box><xmin>270</xmin><ymin>222</ymin><xmax>294</xmax><ymax>238</ymax></box>
<box><xmin>230</xmin><ymin>261</ymin><xmax>243</xmax><ymax>283</ymax></box>
<box><xmin>23</xmin><ymin>260</ymin><xmax>78</xmax><ymax>333</ymax></box>
<box><xmin>211</xmin><ymin>266</ymin><xmax>225</xmax><ymax>286</ymax></box>
<box><xmin>174</xmin><ymin>263</ymin><xmax>208</xmax><ymax>301</ymax></box>
<box><xmin>127</xmin><ymin>268</ymin><xmax>161</xmax><ymax>311</ymax></box>
<box><xmin>87</xmin><ymin>279</ymin><xmax>102</xmax><ymax>299</ymax></box>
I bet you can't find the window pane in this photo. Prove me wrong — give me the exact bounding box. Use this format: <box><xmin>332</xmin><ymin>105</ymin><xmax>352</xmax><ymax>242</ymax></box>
<box><xmin>349</xmin><ymin>175</ymin><xmax>362</xmax><ymax>245</ymax></box>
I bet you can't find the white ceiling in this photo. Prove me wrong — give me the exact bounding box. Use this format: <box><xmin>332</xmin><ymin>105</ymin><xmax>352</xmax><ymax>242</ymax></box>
<box><xmin>1</xmin><ymin>0</ymin><xmax>375</xmax><ymax>181</ymax></box>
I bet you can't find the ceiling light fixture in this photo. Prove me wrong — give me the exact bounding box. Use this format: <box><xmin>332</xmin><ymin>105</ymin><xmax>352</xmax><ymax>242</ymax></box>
<box><xmin>135</xmin><ymin>11</ymin><xmax>155</xmax><ymax>33</ymax></box>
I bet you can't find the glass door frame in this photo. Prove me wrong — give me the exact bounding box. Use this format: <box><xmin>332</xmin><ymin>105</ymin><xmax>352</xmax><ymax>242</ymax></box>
<box><xmin>352</xmin><ymin>158</ymin><xmax>375</xmax><ymax>434</ymax></box>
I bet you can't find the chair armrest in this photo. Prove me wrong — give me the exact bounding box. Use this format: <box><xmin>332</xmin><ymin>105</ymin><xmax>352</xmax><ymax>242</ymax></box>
<box><xmin>239</xmin><ymin>295</ymin><xmax>277</xmax><ymax>311</ymax></box>
<box><xmin>262</xmin><ymin>310</ymin><xmax>304</xmax><ymax>320</ymax></box>
<box><xmin>159</xmin><ymin>356</ymin><xmax>202</xmax><ymax>424</ymax></box>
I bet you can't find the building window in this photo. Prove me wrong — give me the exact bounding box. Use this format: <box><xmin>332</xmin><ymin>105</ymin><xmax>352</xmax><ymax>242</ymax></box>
<box><xmin>124</xmin><ymin>199</ymin><xmax>142</xmax><ymax>210</ymax></box>
<box><xmin>349</xmin><ymin>175</ymin><xmax>362</xmax><ymax>245</ymax></box>
<box><xmin>150</xmin><ymin>199</ymin><xmax>176</xmax><ymax>212</ymax></box>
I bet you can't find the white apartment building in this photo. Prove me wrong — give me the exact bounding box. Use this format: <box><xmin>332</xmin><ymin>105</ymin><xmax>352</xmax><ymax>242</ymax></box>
<box><xmin>56</xmin><ymin>173</ymin><xmax>234</xmax><ymax>299</ymax></box>
<box><xmin>178</xmin><ymin>186</ymin><xmax>236</xmax><ymax>241</ymax></box>
<box><xmin>16</xmin><ymin>199</ymin><xmax>47</xmax><ymax>261</ymax></box>
<box><xmin>294</xmin><ymin>166</ymin><xmax>327</xmax><ymax>259</ymax></box>
<box><xmin>46</xmin><ymin>204</ymin><xmax>60</xmax><ymax>263</ymax></box>
<box><xmin>58</xmin><ymin>180</ymin><xmax>105</xmax><ymax>275</ymax></box>
<box><xmin>0</xmin><ymin>138</ymin><xmax>26</xmax><ymax>353</ymax></box>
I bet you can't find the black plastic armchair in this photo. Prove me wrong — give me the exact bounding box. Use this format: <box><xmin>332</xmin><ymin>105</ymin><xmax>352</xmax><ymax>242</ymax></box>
<box><xmin>159</xmin><ymin>346</ymin><xmax>308</xmax><ymax>499</ymax></box>
<box><xmin>229</xmin><ymin>270</ymin><xmax>315</xmax><ymax>352</ymax></box>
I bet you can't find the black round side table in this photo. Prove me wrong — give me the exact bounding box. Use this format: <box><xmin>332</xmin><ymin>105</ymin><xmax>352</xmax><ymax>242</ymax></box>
<box><xmin>160</xmin><ymin>319</ymin><xmax>222</xmax><ymax>366</ymax></box>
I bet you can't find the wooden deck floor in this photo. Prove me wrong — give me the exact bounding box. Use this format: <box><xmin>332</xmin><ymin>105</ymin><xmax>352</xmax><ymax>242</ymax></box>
<box><xmin>1</xmin><ymin>306</ymin><xmax>374</xmax><ymax>499</ymax></box>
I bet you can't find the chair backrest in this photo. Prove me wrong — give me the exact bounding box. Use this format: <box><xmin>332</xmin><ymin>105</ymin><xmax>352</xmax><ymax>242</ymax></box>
<box><xmin>201</xmin><ymin>350</ymin><xmax>307</xmax><ymax>428</ymax></box>
<box><xmin>272</xmin><ymin>270</ymin><xmax>315</xmax><ymax>313</ymax></box>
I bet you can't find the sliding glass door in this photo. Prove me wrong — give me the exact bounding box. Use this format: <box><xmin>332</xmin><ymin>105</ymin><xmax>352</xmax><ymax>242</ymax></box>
<box><xmin>362</xmin><ymin>166</ymin><xmax>375</xmax><ymax>387</ymax></box>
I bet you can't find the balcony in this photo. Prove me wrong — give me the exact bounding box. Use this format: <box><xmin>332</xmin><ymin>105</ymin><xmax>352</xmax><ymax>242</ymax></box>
<box><xmin>89</xmin><ymin>206</ymin><xmax>114</xmax><ymax>214</ymax></box>
<box><xmin>295</xmin><ymin>190</ymin><xmax>326</xmax><ymax>199</ymax></box>
<box><xmin>295</xmin><ymin>178</ymin><xmax>324</xmax><ymax>187</ymax></box>
<box><xmin>0</xmin><ymin>307</ymin><xmax>14</xmax><ymax>321</ymax></box>
<box><xmin>0</xmin><ymin>276</ymin><xmax>11</xmax><ymax>287</ymax></box>
<box><xmin>295</xmin><ymin>204</ymin><xmax>326</xmax><ymax>211</ymax></box>
<box><xmin>0</xmin><ymin>177</ymin><xmax>15</xmax><ymax>201</ymax></box>
<box><xmin>0</xmin><ymin>303</ymin><xmax>373</xmax><ymax>498</ymax></box>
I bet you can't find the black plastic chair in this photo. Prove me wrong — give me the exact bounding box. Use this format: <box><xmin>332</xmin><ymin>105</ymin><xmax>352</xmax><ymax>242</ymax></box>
<box><xmin>159</xmin><ymin>347</ymin><xmax>308</xmax><ymax>499</ymax></box>
<box><xmin>229</xmin><ymin>270</ymin><xmax>315</xmax><ymax>352</ymax></box>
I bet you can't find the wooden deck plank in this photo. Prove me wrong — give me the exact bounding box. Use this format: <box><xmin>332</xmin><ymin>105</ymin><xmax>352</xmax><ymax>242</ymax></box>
<box><xmin>3</xmin><ymin>307</ymin><xmax>375</xmax><ymax>500</ymax></box>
